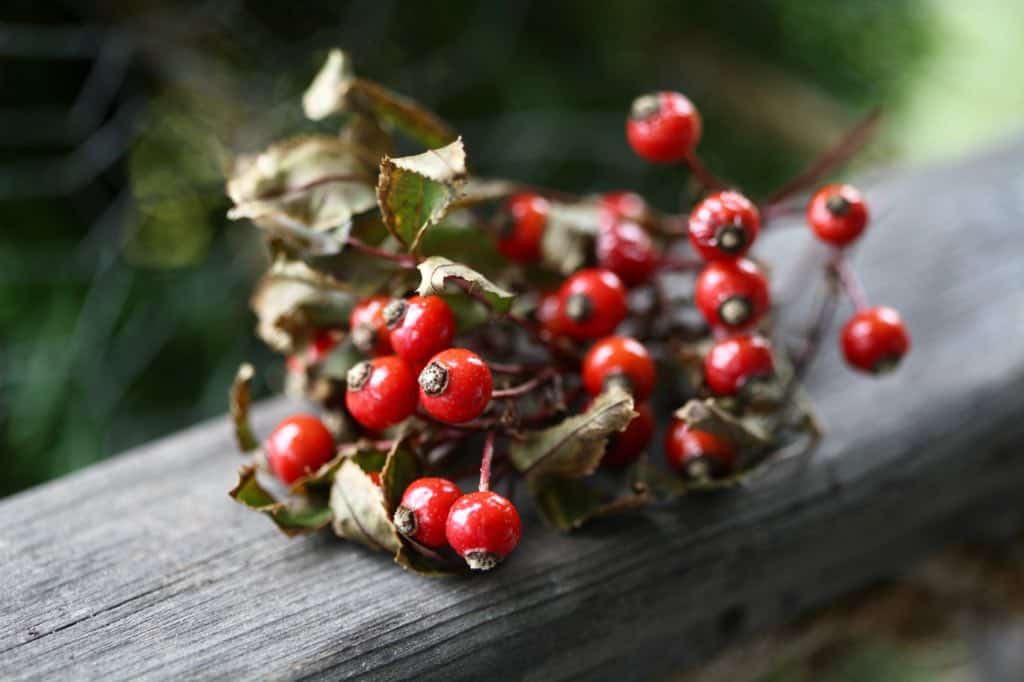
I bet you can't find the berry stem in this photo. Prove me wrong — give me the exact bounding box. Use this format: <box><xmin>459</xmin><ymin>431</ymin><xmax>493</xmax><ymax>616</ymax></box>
<box><xmin>762</xmin><ymin>108</ymin><xmax>882</xmax><ymax>210</ymax></box>
<box><xmin>832</xmin><ymin>252</ymin><xmax>870</xmax><ymax>311</ymax></box>
<box><xmin>657</xmin><ymin>255</ymin><xmax>704</xmax><ymax>272</ymax></box>
<box><xmin>683</xmin><ymin>152</ymin><xmax>728</xmax><ymax>193</ymax></box>
<box><xmin>344</xmin><ymin>237</ymin><xmax>420</xmax><ymax>268</ymax></box>
<box><xmin>479</xmin><ymin>431</ymin><xmax>496</xmax><ymax>492</ymax></box>
<box><xmin>491</xmin><ymin>367</ymin><xmax>559</xmax><ymax>399</ymax></box>
<box><xmin>790</xmin><ymin>267</ymin><xmax>841</xmax><ymax>380</ymax></box>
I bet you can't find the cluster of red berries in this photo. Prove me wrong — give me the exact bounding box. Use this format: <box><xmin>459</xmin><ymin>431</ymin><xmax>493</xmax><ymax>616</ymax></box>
<box><xmin>343</xmin><ymin>295</ymin><xmax>494</xmax><ymax>430</ymax></box>
<box><xmin>236</xmin><ymin>66</ymin><xmax>917</xmax><ymax>576</ymax></box>
<box><xmin>394</xmin><ymin>478</ymin><xmax>521</xmax><ymax>571</ymax></box>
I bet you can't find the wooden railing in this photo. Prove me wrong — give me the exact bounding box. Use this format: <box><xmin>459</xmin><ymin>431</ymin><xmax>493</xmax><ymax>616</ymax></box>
<box><xmin>2</xmin><ymin>139</ymin><xmax>1024</xmax><ymax>681</ymax></box>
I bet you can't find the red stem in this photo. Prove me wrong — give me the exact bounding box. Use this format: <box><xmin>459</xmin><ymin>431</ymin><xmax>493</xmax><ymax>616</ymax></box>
<box><xmin>491</xmin><ymin>367</ymin><xmax>558</xmax><ymax>399</ymax></box>
<box><xmin>479</xmin><ymin>431</ymin><xmax>496</xmax><ymax>492</ymax></box>
<box><xmin>763</xmin><ymin>108</ymin><xmax>882</xmax><ymax>209</ymax></box>
<box><xmin>683</xmin><ymin>152</ymin><xmax>728</xmax><ymax>193</ymax></box>
<box><xmin>832</xmin><ymin>251</ymin><xmax>870</xmax><ymax>311</ymax></box>
<box><xmin>344</xmin><ymin>237</ymin><xmax>420</xmax><ymax>268</ymax></box>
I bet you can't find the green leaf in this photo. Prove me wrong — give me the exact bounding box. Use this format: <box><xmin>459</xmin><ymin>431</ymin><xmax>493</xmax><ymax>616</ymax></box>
<box><xmin>226</xmin><ymin>135</ymin><xmax>378</xmax><ymax>236</ymax></box>
<box><xmin>249</xmin><ymin>258</ymin><xmax>355</xmax><ymax>352</ymax></box>
<box><xmin>302</xmin><ymin>48</ymin><xmax>455</xmax><ymax>148</ymax></box>
<box><xmin>381</xmin><ymin>439</ymin><xmax>422</xmax><ymax>514</ymax></box>
<box><xmin>329</xmin><ymin>459</ymin><xmax>402</xmax><ymax>553</ymax></box>
<box><xmin>509</xmin><ymin>384</ymin><xmax>636</xmax><ymax>479</ymax></box>
<box><xmin>229</xmin><ymin>466</ymin><xmax>332</xmax><ymax>537</ymax></box>
<box><xmin>376</xmin><ymin>138</ymin><xmax>467</xmax><ymax>250</ymax></box>
<box><xmin>415</xmin><ymin>256</ymin><xmax>515</xmax><ymax>314</ymax></box>
<box><xmin>229</xmin><ymin>363</ymin><xmax>258</xmax><ymax>452</ymax></box>
<box><xmin>530</xmin><ymin>477</ymin><xmax>649</xmax><ymax>532</ymax></box>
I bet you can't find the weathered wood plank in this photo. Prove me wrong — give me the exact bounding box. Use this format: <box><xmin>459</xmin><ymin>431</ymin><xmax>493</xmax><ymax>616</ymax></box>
<box><xmin>2</xmin><ymin>140</ymin><xmax>1024</xmax><ymax>681</ymax></box>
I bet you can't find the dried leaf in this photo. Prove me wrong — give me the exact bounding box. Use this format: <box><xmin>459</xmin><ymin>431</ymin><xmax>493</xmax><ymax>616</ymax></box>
<box><xmin>381</xmin><ymin>439</ymin><xmax>421</xmax><ymax>514</ymax></box>
<box><xmin>227</xmin><ymin>136</ymin><xmax>378</xmax><ymax>235</ymax></box>
<box><xmin>675</xmin><ymin>398</ymin><xmax>772</xmax><ymax>450</ymax></box>
<box><xmin>302</xmin><ymin>49</ymin><xmax>357</xmax><ymax>121</ymax></box>
<box><xmin>395</xmin><ymin>542</ymin><xmax>458</xmax><ymax>576</ymax></box>
<box><xmin>230</xmin><ymin>363</ymin><xmax>258</xmax><ymax>452</ymax></box>
<box><xmin>416</xmin><ymin>256</ymin><xmax>515</xmax><ymax>314</ymax></box>
<box><xmin>377</xmin><ymin>138</ymin><xmax>467</xmax><ymax>250</ymax></box>
<box><xmin>302</xmin><ymin>48</ymin><xmax>455</xmax><ymax>147</ymax></box>
<box><xmin>229</xmin><ymin>466</ymin><xmax>332</xmax><ymax>536</ymax></box>
<box><xmin>250</xmin><ymin>258</ymin><xmax>354</xmax><ymax>352</ymax></box>
<box><xmin>509</xmin><ymin>384</ymin><xmax>636</xmax><ymax>479</ymax></box>
<box><xmin>539</xmin><ymin>200</ymin><xmax>601</xmax><ymax>275</ymax></box>
<box><xmin>329</xmin><ymin>459</ymin><xmax>402</xmax><ymax>553</ymax></box>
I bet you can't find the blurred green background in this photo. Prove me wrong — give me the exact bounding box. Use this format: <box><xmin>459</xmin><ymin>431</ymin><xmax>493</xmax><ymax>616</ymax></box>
<box><xmin>2</xmin><ymin>0</ymin><xmax>1022</xmax><ymax>502</ymax></box>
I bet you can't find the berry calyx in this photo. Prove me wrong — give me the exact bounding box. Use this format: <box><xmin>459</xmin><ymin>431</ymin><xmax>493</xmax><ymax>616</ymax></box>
<box><xmin>688</xmin><ymin>190</ymin><xmax>761</xmax><ymax>261</ymax></box>
<box><xmin>498</xmin><ymin>193</ymin><xmax>548</xmax><ymax>262</ymax></box>
<box><xmin>418</xmin><ymin>348</ymin><xmax>494</xmax><ymax>424</ymax></box>
<box><xmin>599</xmin><ymin>191</ymin><xmax>648</xmax><ymax>229</ymax></box>
<box><xmin>385</xmin><ymin>295</ymin><xmax>456</xmax><ymax>368</ymax></box>
<box><xmin>626</xmin><ymin>91</ymin><xmax>702</xmax><ymax>163</ymax></box>
<box><xmin>345</xmin><ymin>356</ymin><xmax>419</xmax><ymax>431</ymax></box>
<box><xmin>841</xmin><ymin>306</ymin><xmax>910</xmax><ymax>374</ymax></box>
<box><xmin>703</xmin><ymin>334</ymin><xmax>775</xmax><ymax>396</ymax></box>
<box><xmin>582</xmin><ymin>335</ymin><xmax>656</xmax><ymax>401</ymax></box>
<box><xmin>445</xmin><ymin>491</ymin><xmax>522</xmax><ymax>571</ymax></box>
<box><xmin>596</xmin><ymin>220</ymin><xmax>657</xmax><ymax>286</ymax></box>
<box><xmin>806</xmin><ymin>183</ymin><xmax>869</xmax><ymax>246</ymax></box>
<box><xmin>349</xmin><ymin>295</ymin><xmax>393</xmax><ymax>356</ymax></box>
<box><xmin>557</xmin><ymin>268</ymin><xmax>628</xmax><ymax>340</ymax></box>
<box><xmin>664</xmin><ymin>420</ymin><xmax>736</xmax><ymax>480</ymax></box>
<box><xmin>695</xmin><ymin>258</ymin><xmax>771</xmax><ymax>330</ymax></box>
<box><xmin>604</xmin><ymin>402</ymin><xmax>654</xmax><ymax>467</ymax></box>
<box><xmin>393</xmin><ymin>477</ymin><xmax>462</xmax><ymax>548</ymax></box>
<box><xmin>265</xmin><ymin>414</ymin><xmax>336</xmax><ymax>484</ymax></box>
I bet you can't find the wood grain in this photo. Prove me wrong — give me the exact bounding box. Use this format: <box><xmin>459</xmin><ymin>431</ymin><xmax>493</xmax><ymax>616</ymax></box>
<box><xmin>2</xmin><ymin>140</ymin><xmax>1024</xmax><ymax>681</ymax></box>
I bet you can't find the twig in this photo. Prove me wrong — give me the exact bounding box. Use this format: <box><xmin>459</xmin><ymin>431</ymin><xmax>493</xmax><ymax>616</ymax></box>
<box><xmin>832</xmin><ymin>251</ymin><xmax>870</xmax><ymax>311</ymax></box>
<box><xmin>344</xmin><ymin>237</ymin><xmax>420</xmax><ymax>268</ymax></box>
<box><xmin>763</xmin><ymin>108</ymin><xmax>882</xmax><ymax>209</ymax></box>
<box><xmin>684</xmin><ymin>152</ymin><xmax>728</xmax><ymax>193</ymax></box>
<box><xmin>492</xmin><ymin>367</ymin><xmax>559</xmax><ymax>399</ymax></box>
<box><xmin>479</xmin><ymin>431</ymin><xmax>496</xmax><ymax>492</ymax></box>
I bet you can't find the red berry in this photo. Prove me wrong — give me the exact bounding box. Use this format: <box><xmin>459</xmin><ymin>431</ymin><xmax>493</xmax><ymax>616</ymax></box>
<box><xmin>596</xmin><ymin>220</ymin><xmax>657</xmax><ymax>286</ymax></box>
<box><xmin>695</xmin><ymin>258</ymin><xmax>771</xmax><ymax>330</ymax></box>
<box><xmin>498</xmin><ymin>193</ymin><xmax>548</xmax><ymax>262</ymax></box>
<box><xmin>599</xmin><ymin>191</ymin><xmax>648</xmax><ymax>229</ymax></box>
<box><xmin>265</xmin><ymin>414</ymin><xmax>336</xmax><ymax>484</ymax></box>
<box><xmin>841</xmin><ymin>306</ymin><xmax>910</xmax><ymax>374</ymax></box>
<box><xmin>703</xmin><ymin>334</ymin><xmax>775</xmax><ymax>396</ymax></box>
<box><xmin>582</xmin><ymin>335</ymin><xmax>656</xmax><ymax>401</ymax></box>
<box><xmin>385</xmin><ymin>295</ymin><xmax>456</xmax><ymax>368</ymax></box>
<box><xmin>393</xmin><ymin>477</ymin><xmax>462</xmax><ymax>548</ymax></box>
<box><xmin>556</xmin><ymin>268</ymin><xmax>628</xmax><ymax>340</ymax></box>
<box><xmin>664</xmin><ymin>420</ymin><xmax>736</xmax><ymax>480</ymax></box>
<box><xmin>604</xmin><ymin>402</ymin><xmax>655</xmax><ymax>467</ymax></box>
<box><xmin>345</xmin><ymin>356</ymin><xmax>419</xmax><ymax>431</ymax></box>
<box><xmin>806</xmin><ymin>183</ymin><xmax>869</xmax><ymax>246</ymax></box>
<box><xmin>626</xmin><ymin>91</ymin><xmax>702</xmax><ymax>163</ymax></box>
<box><xmin>688</xmin><ymin>190</ymin><xmax>761</xmax><ymax>261</ymax></box>
<box><xmin>445</xmin><ymin>491</ymin><xmax>522</xmax><ymax>571</ymax></box>
<box><xmin>349</xmin><ymin>295</ymin><xmax>392</xmax><ymax>356</ymax></box>
<box><xmin>306</xmin><ymin>330</ymin><xmax>340</xmax><ymax>363</ymax></box>
<box><xmin>418</xmin><ymin>348</ymin><xmax>493</xmax><ymax>424</ymax></box>
<box><xmin>536</xmin><ymin>290</ymin><xmax>565</xmax><ymax>336</ymax></box>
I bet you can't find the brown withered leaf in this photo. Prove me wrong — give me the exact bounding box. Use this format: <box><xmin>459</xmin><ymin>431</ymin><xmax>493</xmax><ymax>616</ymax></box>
<box><xmin>229</xmin><ymin>363</ymin><xmax>258</xmax><ymax>452</ymax></box>
<box><xmin>229</xmin><ymin>466</ymin><xmax>332</xmax><ymax>536</ymax></box>
<box><xmin>529</xmin><ymin>476</ymin><xmax>649</xmax><ymax>532</ymax></box>
<box><xmin>539</xmin><ymin>200</ymin><xmax>602</xmax><ymax>275</ymax></box>
<box><xmin>302</xmin><ymin>48</ymin><xmax>455</xmax><ymax>148</ymax></box>
<box><xmin>249</xmin><ymin>258</ymin><xmax>354</xmax><ymax>352</ymax></box>
<box><xmin>377</xmin><ymin>138</ymin><xmax>467</xmax><ymax>250</ymax></box>
<box><xmin>509</xmin><ymin>384</ymin><xmax>636</xmax><ymax>479</ymax></box>
<box><xmin>329</xmin><ymin>459</ymin><xmax>402</xmax><ymax>553</ymax></box>
<box><xmin>675</xmin><ymin>398</ymin><xmax>772</xmax><ymax>450</ymax></box>
<box><xmin>227</xmin><ymin>135</ymin><xmax>378</xmax><ymax>237</ymax></box>
<box><xmin>415</xmin><ymin>256</ymin><xmax>515</xmax><ymax>314</ymax></box>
